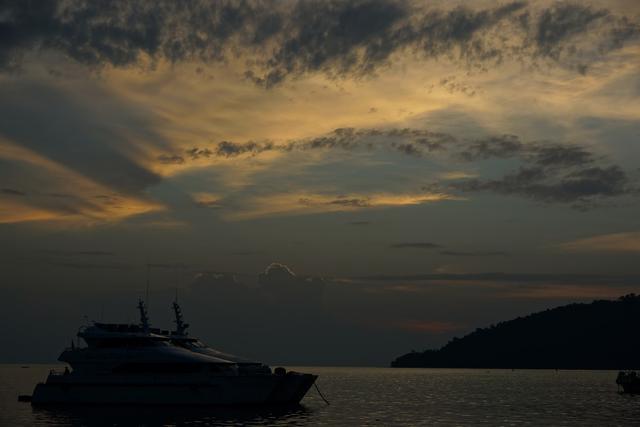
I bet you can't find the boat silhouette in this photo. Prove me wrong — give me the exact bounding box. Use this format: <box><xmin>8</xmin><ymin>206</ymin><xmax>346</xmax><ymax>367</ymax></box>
<box><xmin>29</xmin><ymin>300</ymin><xmax>317</xmax><ymax>405</ymax></box>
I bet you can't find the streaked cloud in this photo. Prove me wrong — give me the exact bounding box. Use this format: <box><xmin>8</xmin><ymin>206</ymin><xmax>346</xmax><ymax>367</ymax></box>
<box><xmin>224</xmin><ymin>191</ymin><xmax>454</xmax><ymax>220</ymax></box>
<box><xmin>354</xmin><ymin>272</ymin><xmax>640</xmax><ymax>286</ymax></box>
<box><xmin>559</xmin><ymin>231</ymin><xmax>640</xmax><ymax>253</ymax></box>
<box><xmin>497</xmin><ymin>284</ymin><xmax>640</xmax><ymax>300</ymax></box>
<box><xmin>439</xmin><ymin>251</ymin><xmax>508</xmax><ymax>257</ymax></box>
<box><xmin>166</xmin><ymin>126</ymin><xmax>638</xmax><ymax>211</ymax></box>
<box><xmin>391</xmin><ymin>320</ymin><xmax>463</xmax><ymax>333</ymax></box>
<box><xmin>192</xmin><ymin>192</ymin><xmax>224</xmax><ymax>209</ymax></box>
<box><xmin>347</xmin><ymin>221</ymin><xmax>371</xmax><ymax>226</ymax></box>
<box><xmin>1</xmin><ymin>188</ymin><xmax>26</xmax><ymax>196</ymax></box>
<box><xmin>390</xmin><ymin>242</ymin><xmax>442</xmax><ymax>249</ymax></box>
<box><xmin>0</xmin><ymin>138</ymin><xmax>164</xmax><ymax>224</ymax></box>
<box><xmin>439</xmin><ymin>171</ymin><xmax>478</xmax><ymax>180</ymax></box>
<box><xmin>39</xmin><ymin>250</ymin><xmax>115</xmax><ymax>257</ymax></box>
<box><xmin>46</xmin><ymin>261</ymin><xmax>134</xmax><ymax>271</ymax></box>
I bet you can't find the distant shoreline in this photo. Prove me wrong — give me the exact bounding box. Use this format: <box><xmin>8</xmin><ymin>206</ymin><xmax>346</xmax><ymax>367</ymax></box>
<box><xmin>391</xmin><ymin>295</ymin><xmax>640</xmax><ymax>370</ymax></box>
<box><xmin>0</xmin><ymin>363</ymin><xmax>628</xmax><ymax>372</ymax></box>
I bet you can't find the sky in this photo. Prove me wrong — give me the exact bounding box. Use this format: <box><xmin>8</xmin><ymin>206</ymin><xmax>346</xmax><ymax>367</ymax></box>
<box><xmin>1</xmin><ymin>0</ymin><xmax>639</xmax><ymax>366</ymax></box>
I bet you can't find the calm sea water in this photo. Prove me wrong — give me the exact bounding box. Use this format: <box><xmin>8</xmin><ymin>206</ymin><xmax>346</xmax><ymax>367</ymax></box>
<box><xmin>1</xmin><ymin>364</ymin><xmax>639</xmax><ymax>426</ymax></box>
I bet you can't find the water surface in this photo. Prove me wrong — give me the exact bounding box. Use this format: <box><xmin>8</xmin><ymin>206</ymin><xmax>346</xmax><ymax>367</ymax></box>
<box><xmin>1</xmin><ymin>365</ymin><xmax>638</xmax><ymax>426</ymax></box>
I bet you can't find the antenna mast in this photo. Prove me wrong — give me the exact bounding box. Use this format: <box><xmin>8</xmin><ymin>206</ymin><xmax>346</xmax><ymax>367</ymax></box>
<box><xmin>145</xmin><ymin>263</ymin><xmax>150</xmax><ymax>308</ymax></box>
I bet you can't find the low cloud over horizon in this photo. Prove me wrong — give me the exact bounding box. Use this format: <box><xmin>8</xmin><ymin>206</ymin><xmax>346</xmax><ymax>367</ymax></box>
<box><xmin>3</xmin><ymin>260</ymin><xmax>639</xmax><ymax>365</ymax></box>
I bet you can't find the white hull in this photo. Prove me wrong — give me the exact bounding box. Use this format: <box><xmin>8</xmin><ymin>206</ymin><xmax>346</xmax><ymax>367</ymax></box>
<box><xmin>32</xmin><ymin>373</ymin><xmax>317</xmax><ymax>405</ymax></box>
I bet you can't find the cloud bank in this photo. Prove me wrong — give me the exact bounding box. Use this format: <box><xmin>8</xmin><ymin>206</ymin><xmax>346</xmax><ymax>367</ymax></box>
<box><xmin>1</xmin><ymin>1</ymin><xmax>637</xmax><ymax>84</ymax></box>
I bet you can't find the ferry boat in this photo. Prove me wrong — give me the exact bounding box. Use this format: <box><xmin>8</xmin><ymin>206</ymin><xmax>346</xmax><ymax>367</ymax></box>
<box><xmin>29</xmin><ymin>300</ymin><xmax>317</xmax><ymax>405</ymax></box>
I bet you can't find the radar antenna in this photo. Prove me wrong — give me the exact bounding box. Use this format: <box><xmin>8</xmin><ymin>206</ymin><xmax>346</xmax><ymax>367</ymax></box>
<box><xmin>172</xmin><ymin>298</ymin><xmax>189</xmax><ymax>336</ymax></box>
<box><xmin>137</xmin><ymin>298</ymin><xmax>150</xmax><ymax>331</ymax></box>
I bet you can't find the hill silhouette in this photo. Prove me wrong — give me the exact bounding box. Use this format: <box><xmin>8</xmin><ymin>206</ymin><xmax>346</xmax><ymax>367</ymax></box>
<box><xmin>391</xmin><ymin>295</ymin><xmax>640</xmax><ymax>369</ymax></box>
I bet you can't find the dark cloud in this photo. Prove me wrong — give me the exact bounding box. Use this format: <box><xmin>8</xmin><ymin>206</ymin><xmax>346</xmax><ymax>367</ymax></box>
<box><xmin>255</xmin><ymin>0</ymin><xmax>410</xmax><ymax>85</ymax></box>
<box><xmin>46</xmin><ymin>193</ymin><xmax>76</xmax><ymax>199</ymax></box>
<box><xmin>326</xmin><ymin>198</ymin><xmax>371</xmax><ymax>208</ymax></box>
<box><xmin>185</xmin><ymin>141</ymin><xmax>278</xmax><ymax>159</ymax></box>
<box><xmin>529</xmin><ymin>143</ymin><xmax>595</xmax><ymax>167</ymax></box>
<box><xmin>427</xmin><ymin>134</ymin><xmax>634</xmax><ymax>209</ymax></box>
<box><xmin>185</xmin><ymin>147</ymin><xmax>214</xmax><ymax>160</ymax></box>
<box><xmin>533</xmin><ymin>3</ymin><xmax>609</xmax><ymax>59</ymax></box>
<box><xmin>390</xmin><ymin>242</ymin><xmax>441</xmax><ymax>249</ymax></box>
<box><xmin>157</xmin><ymin>154</ymin><xmax>185</xmax><ymax>165</ymax></box>
<box><xmin>524</xmin><ymin>3</ymin><xmax>640</xmax><ymax>73</ymax></box>
<box><xmin>214</xmin><ymin>140</ymin><xmax>275</xmax><ymax>158</ymax></box>
<box><xmin>48</xmin><ymin>261</ymin><xmax>133</xmax><ymax>270</ymax></box>
<box><xmin>355</xmin><ymin>272</ymin><xmax>640</xmax><ymax>286</ymax></box>
<box><xmin>195</xmin><ymin>198</ymin><xmax>223</xmax><ymax>209</ymax></box>
<box><xmin>177</xmin><ymin>127</ymin><xmax>458</xmax><ymax>161</ymax></box>
<box><xmin>40</xmin><ymin>250</ymin><xmax>115</xmax><ymax>256</ymax></box>
<box><xmin>1</xmin><ymin>1</ymin><xmax>636</xmax><ymax>84</ymax></box>
<box><xmin>299</xmin><ymin>196</ymin><xmax>371</xmax><ymax>208</ymax></box>
<box><xmin>174</xmin><ymin>128</ymin><xmax>597</xmax><ymax>168</ymax></box>
<box><xmin>457</xmin><ymin>134</ymin><xmax>523</xmax><ymax>161</ymax></box>
<box><xmin>147</xmin><ymin>262</ymin><xmax>189</xmax><ymax>269</ymax></box>
<box><xmin>229</xmin><ymin>250</ymin><xmax>266</xmax><ymax>256</ymax></box>
<box><xmin>439</xmin><ymin>250</ymin><xmax>508</xmax><ymax>257</ymax></box>
<box><xmin>390</xmin><ymin>243</ymin><xmax>507</xmax><ymax>256</ymax></box>
<box><xmin>1</xmin><ymin>188</ymin><xmax>26</xmax><ymax>196</ymax></box>
<box><xmin>449</xmin><ymin>165</ymin><xmax>634</xmax><ymax>209</ymax></box>
<box><xmin>392</xmin><ymin>142</ymin><xmax>422</xmax><ymax>157</ymax></box>
<box><xmin>457</xmin><ymin>136</ymin><xmax>597</xmax><ymax>167</ymax></box>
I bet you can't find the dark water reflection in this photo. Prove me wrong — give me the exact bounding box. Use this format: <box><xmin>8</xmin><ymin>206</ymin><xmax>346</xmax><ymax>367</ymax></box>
<box><xmin>3</xmin><ymin>365</ymin><xmax>640</xmax><ymax>426</ymax></box>
<box><xmin>31</xmin><ymin>404</ymin><xmax>311</xmax><ymax>426</ymax></box>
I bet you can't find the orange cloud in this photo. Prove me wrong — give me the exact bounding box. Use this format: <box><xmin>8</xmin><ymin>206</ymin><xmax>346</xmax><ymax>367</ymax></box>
<box><xmin>0</xmin><ymin>199</ymin><xmax>61</xmax><ymax>224</ymax></box>
<box><xmin>0</xmin><ymin>138</ymin><xmax>164</xmax><ymax>225</ymax></box>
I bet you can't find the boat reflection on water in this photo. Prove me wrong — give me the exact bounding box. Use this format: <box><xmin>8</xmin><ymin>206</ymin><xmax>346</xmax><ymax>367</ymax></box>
<box><xmin>31</xmin><ymin>403</ymin><xmax>312</xmax><ymax>427</ymax></box>
<box><xmin>616</xmin><ymin>371</ymin><xmax>640</xmax><ymax>394</ymax></box>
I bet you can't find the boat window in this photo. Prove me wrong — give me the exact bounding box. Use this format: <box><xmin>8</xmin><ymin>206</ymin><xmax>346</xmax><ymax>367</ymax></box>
<box><xmin>113</xmin><ymin>363</ymin><xmax>203</xmax><ymax>374</ymax></box>
<box><xmin>209</xmin><ymin>363</ymin><xmax>231</xmax><ymax>372</ymax></box>
<box><xmin>95</xmin><ymin>338</ymin><xmax>168</xmax><ymax>348</ymax></box>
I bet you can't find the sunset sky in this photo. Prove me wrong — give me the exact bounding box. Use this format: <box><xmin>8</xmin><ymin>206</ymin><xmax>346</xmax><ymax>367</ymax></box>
<box><xmin>1</xmin><ymin>0</ymin><xmax>639</xmax><ymax>365</ymax></box>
